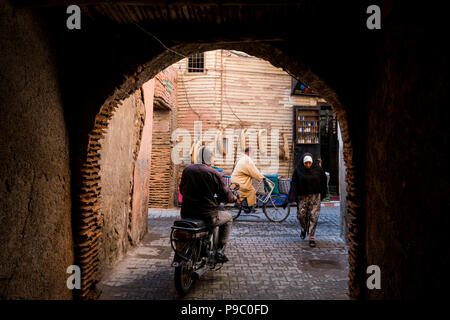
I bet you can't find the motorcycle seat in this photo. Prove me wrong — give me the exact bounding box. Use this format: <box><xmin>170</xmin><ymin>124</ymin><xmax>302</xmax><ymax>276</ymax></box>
<box><xmin>173</xmin><ymin>218</ymin><xmax>208</xmax><ymax>230</ymax></box>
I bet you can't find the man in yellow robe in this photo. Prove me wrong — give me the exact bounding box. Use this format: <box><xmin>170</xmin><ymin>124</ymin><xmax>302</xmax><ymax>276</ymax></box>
<box><xmin>231</xmin><ymin>147</ymin><xmax>265</xmax><ymax>208</ymax></box>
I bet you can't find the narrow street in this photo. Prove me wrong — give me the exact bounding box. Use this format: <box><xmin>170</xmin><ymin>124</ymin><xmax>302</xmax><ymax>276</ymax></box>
<box><xmin>99</xmin><ymin>204</ymin><xmax>348</xmax><ymax>300</ymax></box>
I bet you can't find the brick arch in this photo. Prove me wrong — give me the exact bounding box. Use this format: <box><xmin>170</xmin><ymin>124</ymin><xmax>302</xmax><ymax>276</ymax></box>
<box><xmin>77</xmin><ymin>41</ymin><xmax>364</xmax><ymax>299</ymax></box>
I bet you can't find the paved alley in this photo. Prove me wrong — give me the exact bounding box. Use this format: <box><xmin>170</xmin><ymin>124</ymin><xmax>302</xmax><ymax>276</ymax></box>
<box><xmin>99</xmin><ymin>204</ymin><xmax>349</xmax><ymax>300</ymax></box>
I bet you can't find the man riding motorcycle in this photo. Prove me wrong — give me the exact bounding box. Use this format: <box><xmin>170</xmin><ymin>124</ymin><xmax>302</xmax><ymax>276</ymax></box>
<box><xmin>179</xmin><ymin>146</ymin><xmax>237</xmax><ymax>263</ymax></box>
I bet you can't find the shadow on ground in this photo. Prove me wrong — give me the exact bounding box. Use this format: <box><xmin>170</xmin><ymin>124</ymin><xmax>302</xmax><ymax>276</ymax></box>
<box><xmin>99</xmin><ymin>206</ymin><xmax>349</xmax><ymax>300</ymax></box>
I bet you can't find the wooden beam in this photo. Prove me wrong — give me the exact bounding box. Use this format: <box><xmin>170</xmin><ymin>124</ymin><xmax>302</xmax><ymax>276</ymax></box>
<box><xmin>14</xmin><ymin>0</ymin><xmax>303</xmax><ymax>8</ymax></box>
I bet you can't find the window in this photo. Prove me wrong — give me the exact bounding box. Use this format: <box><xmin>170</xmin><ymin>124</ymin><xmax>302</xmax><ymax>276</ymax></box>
<box><xmin>188</xmin><ymin>53</ymin><xmax>205</xmax><ymax>73</ymax></box>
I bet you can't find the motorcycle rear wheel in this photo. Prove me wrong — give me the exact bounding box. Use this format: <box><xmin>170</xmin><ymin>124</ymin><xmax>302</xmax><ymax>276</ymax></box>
<box><xmin>174</xmin><ymin>243</ymin><xmax>198</xmax><ymax>296</ymax></box>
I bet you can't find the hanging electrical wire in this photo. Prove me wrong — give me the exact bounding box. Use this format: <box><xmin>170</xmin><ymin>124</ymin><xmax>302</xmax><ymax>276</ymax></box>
<box><xmin>133</xmin><ymin>22</ymin><xmax>202</xmax><ymax>120</ymax></box>
<box><xmin>133</xmin><ymin>22</ymin><xmax>186</xmax><ymax>59</ymax></box>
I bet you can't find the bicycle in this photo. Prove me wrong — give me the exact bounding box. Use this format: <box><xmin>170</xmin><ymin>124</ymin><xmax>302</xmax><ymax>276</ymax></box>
<box><xmin>226</xmin><ymin>179</ymin><xmax>290</xmax><ymax>223</ymax></box>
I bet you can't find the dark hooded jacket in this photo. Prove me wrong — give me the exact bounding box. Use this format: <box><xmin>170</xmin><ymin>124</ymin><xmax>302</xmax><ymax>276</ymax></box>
<box><xmin>287</xmin><ymin>153</ymin><xmax>328</xmax><ymax>202</ymax></box>
<box><xmin>179</xmin><ymin>164</ymin><xmax>235</xmax><ymax>223</ymax></box>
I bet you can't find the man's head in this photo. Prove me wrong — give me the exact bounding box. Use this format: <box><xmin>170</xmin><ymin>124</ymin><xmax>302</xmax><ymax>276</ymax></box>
<box><xmin>245</xmin><ymin>147</ymin><xmax>252</xmax><ymax>156</ymax></box>
<box><xmin>303</xmin><ymin>155</ymin><xmax>313</xmax><ymax>169</ymax></box>
<box><xmin>200</xmin><ymin>146</ymin><xmax>214</xmax><ymax>166</ymax></box>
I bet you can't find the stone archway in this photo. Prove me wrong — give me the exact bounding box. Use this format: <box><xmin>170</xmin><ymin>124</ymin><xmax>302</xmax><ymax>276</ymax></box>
<box><xmin>76</xmin><ymin>42</ymin><xmax>363</xmax><ymax>299</ymax></box>
<box><xmin>7</xmin><ymin>0</ymin><xmax>446</xmax><ymax>301</ymax></box>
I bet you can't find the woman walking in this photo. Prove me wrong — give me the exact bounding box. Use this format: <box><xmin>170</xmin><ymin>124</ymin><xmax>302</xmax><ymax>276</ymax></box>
<box><xmin>286</xmin><ymin>153</ymin><xmax>328</xmax><ymax>247</ymax></box>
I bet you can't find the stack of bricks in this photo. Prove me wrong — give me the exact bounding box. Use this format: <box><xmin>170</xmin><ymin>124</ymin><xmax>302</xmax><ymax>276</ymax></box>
<box><xmin>148</xmin><ymin>66</ymin><xmax>178</xmax><ymax>208</ymax></box>
<box><xmin>75</xmin><ymin>67</ymin><xmax>145</xmax><ymax>299</ymax></box>
<box><xmin>77</xmin><ymin>102</ymin><xmax>118</xmax><ymax>299</ymax></box>
<box><xmin>148</xmin><ymin>115</ymin><xmax>174</xmax><ymax>208</ymax></box>
<box><xmin>334</xmin><ymin>109</ymin><xmax>364</xmax><ymax>299</ymax></box>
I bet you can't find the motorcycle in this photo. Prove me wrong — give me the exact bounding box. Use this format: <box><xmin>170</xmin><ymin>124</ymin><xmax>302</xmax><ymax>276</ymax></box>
<box><xmin>170</xmin><ymin>182</ymin><xmax>240</xmax><ymax>296</ymax></box>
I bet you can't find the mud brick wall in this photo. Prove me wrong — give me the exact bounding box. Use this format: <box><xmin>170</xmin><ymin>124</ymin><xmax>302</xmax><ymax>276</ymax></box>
<box><xmin>153</xmin><ymin>67</ymin><xmax>177</xmax><ymax>109</ymax></box>
<box><xmin>0</xmin><ymin>0</ymin><xmax>74</xmax><ymax>299</ymax></box>
<box><xmin>148</xmin><ymin>67</ymin><xmax>178</xmax><ymax>208</ymax></box>
<box><xmin>363</xmin><ymin>7</ymin><xmax>449</xmax><ymax>298</ymax></box>
<box><xmin>98</xmin><ymin>90</ymin><xmax>146</xmax><ymax>276</ymax></box>
<box><xmin>148</xmin><ymin>110</ymin><xmax>173</xmax><ymax>208</ymax></box>
<box><xmin>338</xmin><ymin>124</ymin><xmax>348</xmax><ymax>242</ymax></box>
<box><xmin>129</xmin><ymin>79</ymin><xmax>155</xmax><ymax>245</ymax></box>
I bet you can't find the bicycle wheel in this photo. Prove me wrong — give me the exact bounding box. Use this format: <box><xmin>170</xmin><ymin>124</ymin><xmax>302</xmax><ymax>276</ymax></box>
<box><xmin>263</xmin><ymin>195</ymin><xmax>290</xmax><ymax>222</ymax></box>
<box><xmin>226</xmin><ymin>201</ymin><xmax>243</xmax><ymax>220</ymax></box>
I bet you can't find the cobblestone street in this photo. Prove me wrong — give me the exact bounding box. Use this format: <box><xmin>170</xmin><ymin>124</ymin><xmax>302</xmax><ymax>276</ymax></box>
<box><xmin>99</xmin><ymin>204</ymin><xmax>349</xmax><ymax>300</ymax></box>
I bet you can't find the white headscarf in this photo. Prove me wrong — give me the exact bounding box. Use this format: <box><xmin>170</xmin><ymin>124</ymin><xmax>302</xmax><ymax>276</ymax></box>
<box><xmin>303</xmin><ymin>155</ymin><xmax>313</xmax><ymax>164</ymax></box>
<box><xmin>200</xmin><ymin>146</ymin><xmax>214</xmax><ymax>165</ymax></box>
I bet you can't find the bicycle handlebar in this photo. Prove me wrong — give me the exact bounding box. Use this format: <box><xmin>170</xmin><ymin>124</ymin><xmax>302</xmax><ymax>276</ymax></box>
<box><xmin>262</xmin><ymin>178</ymin><xmax>275</xmax><ymax>195</ymax></box>
<box><xmin>264</xmin><ymin>178</ymin><xmax>274</xmax><ymax>187</ymax></box>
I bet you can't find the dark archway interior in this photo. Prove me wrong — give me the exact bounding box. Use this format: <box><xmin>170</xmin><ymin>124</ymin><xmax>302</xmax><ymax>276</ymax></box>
<box><xmin>0</xmin><ymin>0</ymin><xmax>448</xmax><ymax>300</ymax></box>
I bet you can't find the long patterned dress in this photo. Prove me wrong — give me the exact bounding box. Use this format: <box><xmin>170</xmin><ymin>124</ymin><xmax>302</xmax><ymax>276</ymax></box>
<box><xmin>296</xmin><ymin>193</ymin><xmax>321</xmax><ymax>239</ymax></box>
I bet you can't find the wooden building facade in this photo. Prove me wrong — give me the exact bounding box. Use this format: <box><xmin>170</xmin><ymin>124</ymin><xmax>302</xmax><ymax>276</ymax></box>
<box><xmin>147</xmin><ymin>50</ymin><xmax>339</xmax><ymax>208</ymax></box>
<box><xmin>173</xmin><ymin>50</ymin><xmax>327</xmax><ymax>179</ymax></box>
